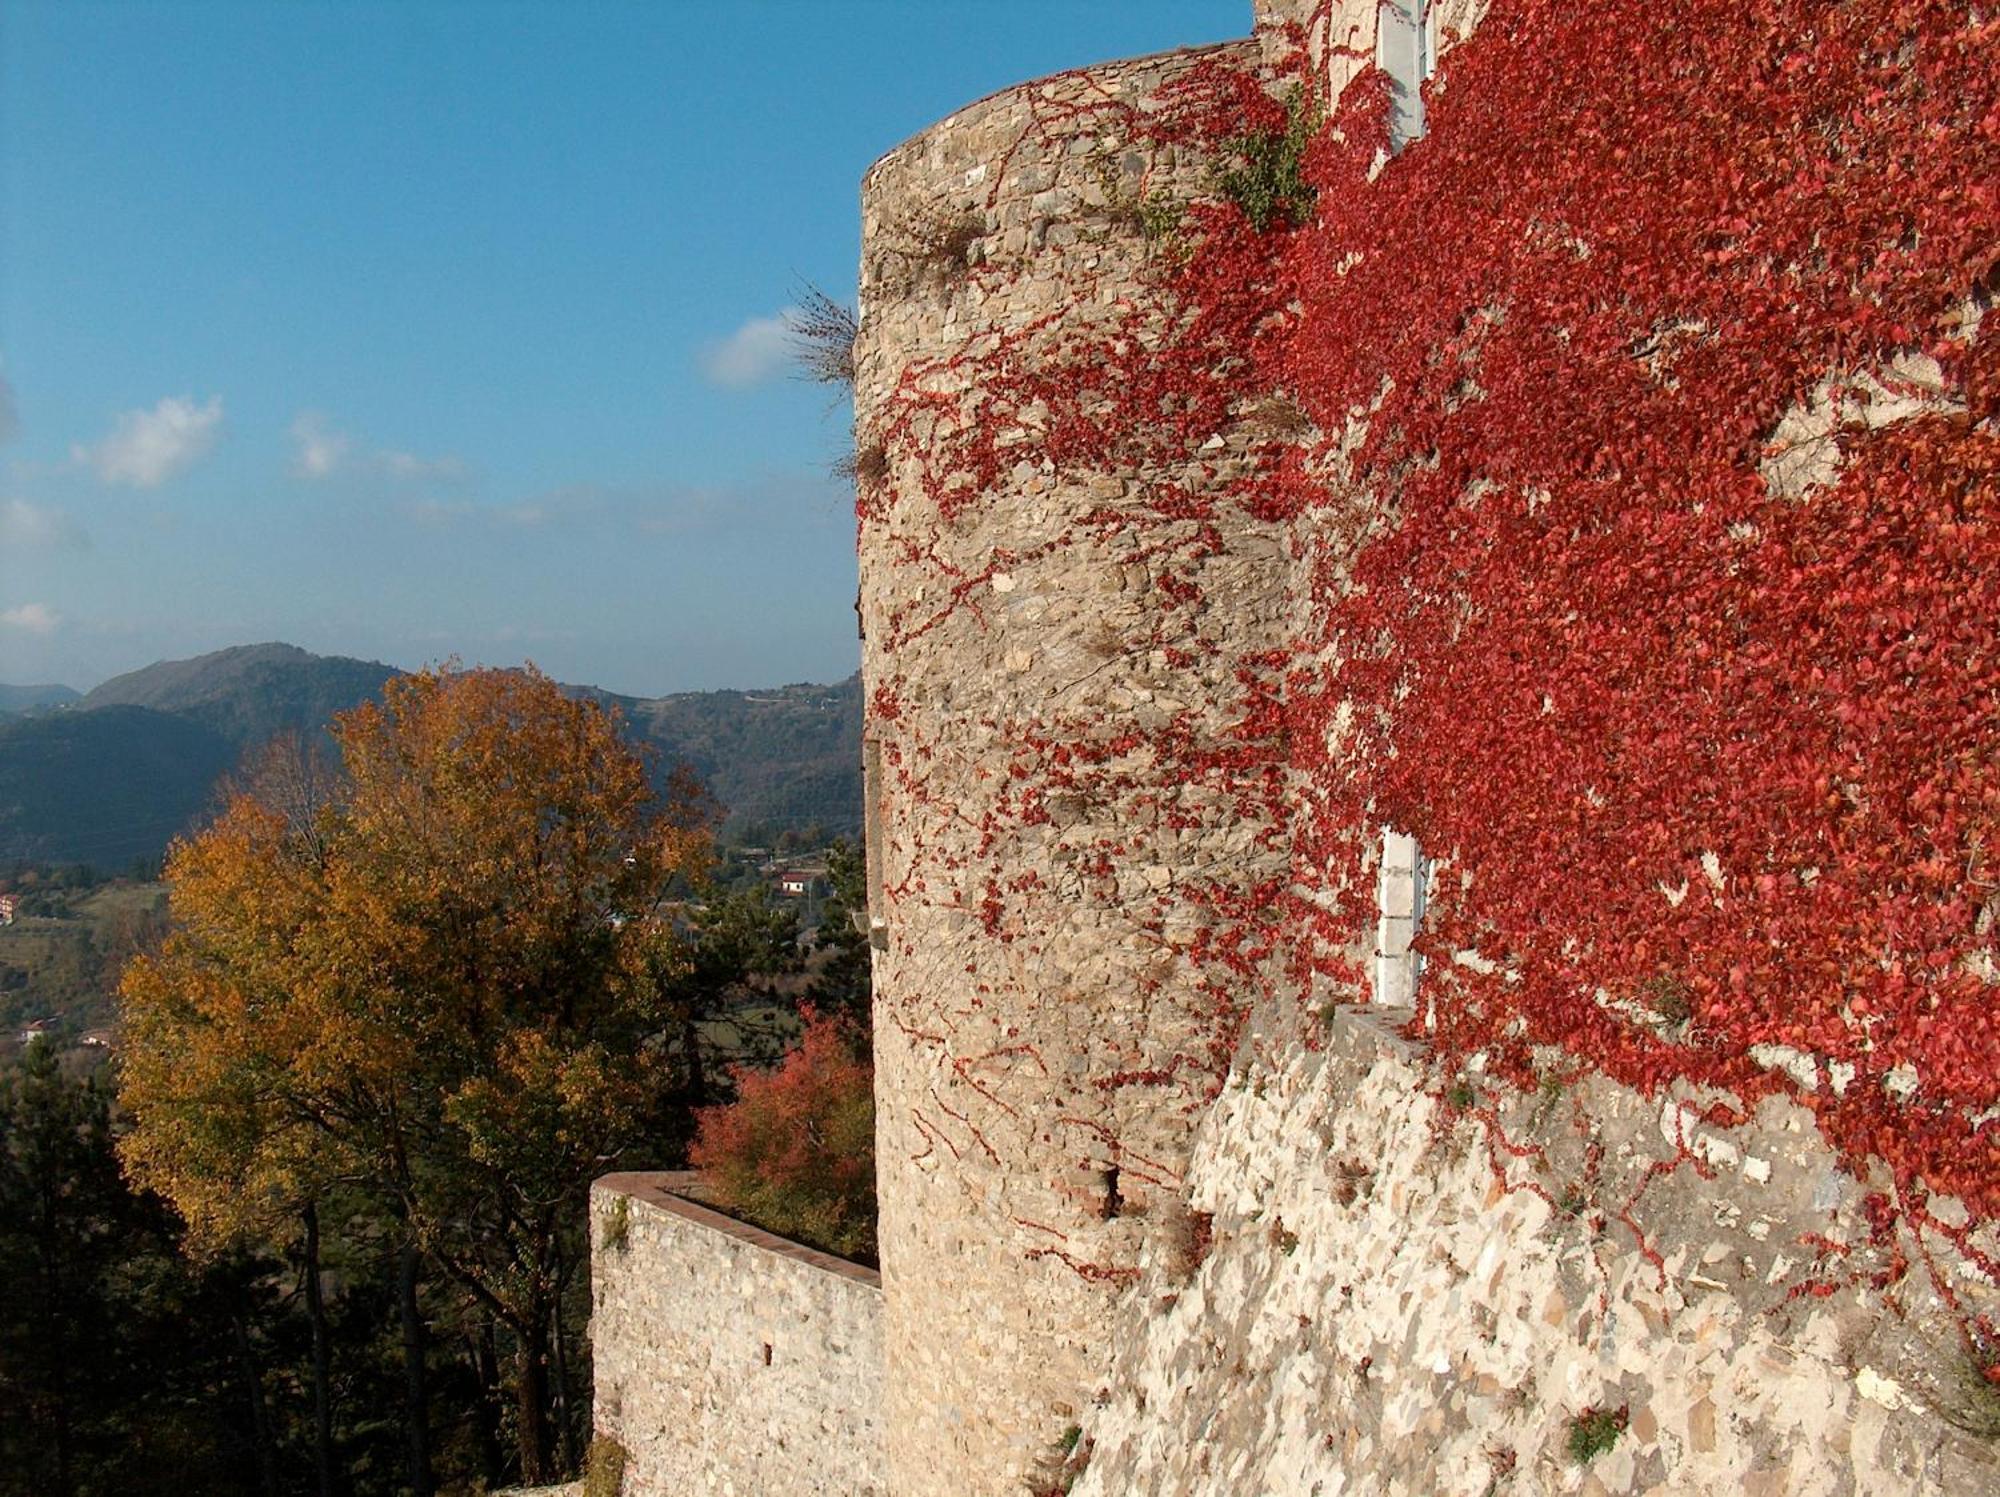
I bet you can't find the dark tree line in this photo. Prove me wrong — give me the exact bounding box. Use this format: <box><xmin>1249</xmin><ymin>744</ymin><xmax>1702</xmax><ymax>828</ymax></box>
<box><xmin>0</xmin><ymin>837</ymin><xmax>868</xmax><ymax>1497</ymax></box>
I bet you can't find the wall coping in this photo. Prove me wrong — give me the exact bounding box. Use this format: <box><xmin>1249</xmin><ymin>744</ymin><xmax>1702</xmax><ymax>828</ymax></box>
<box><xmin>860</xmin><ymin>38</ymin><xmax>1258</xmax><ymax>185</ymax></box>
<box><xmin>593</xmin><ymin>1171</ymin><xmax>883</xmax><ymax>1290</ymax></box>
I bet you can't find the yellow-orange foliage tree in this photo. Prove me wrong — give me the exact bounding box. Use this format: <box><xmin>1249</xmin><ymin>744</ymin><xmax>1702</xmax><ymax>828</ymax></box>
<box><xmin>119</xmin><ymin>666</ymin><xmax>710</xmax><ymax>1485</ymax></box>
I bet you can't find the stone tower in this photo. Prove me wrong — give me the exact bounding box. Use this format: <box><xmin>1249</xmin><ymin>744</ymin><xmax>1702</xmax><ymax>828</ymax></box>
<box><xmin>853</xmin><ymin>10</ymin><xmax>1324</xmax><ymax>1492</ymax></box>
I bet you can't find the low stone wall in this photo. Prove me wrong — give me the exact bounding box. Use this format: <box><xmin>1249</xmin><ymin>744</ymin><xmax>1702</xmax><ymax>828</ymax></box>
<box><xmin>588</xmin><ymin>1173</ymin><xmax>884</xmax><ymax>1497</ymax></box>
<box><xmin>1071</xmin><ymin>1014</ymin><xmax>2000</xmax><ymax>1497</ymax></box>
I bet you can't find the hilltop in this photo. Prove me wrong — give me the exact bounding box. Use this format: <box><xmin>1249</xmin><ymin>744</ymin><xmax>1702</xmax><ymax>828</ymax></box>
<box><xmin>0</xmin><ymin>645</ymin><xmax>861</xmax><ymax>869</ymax></box>
<box><xmin>0</xmin><ymin>683</ymin><xmax>82</xmax><ymax>715</ymax></box>
<box><xmin>80</xmin><ymin>641</ymin><xmax>399</xmax><ymax>747</ymax></box>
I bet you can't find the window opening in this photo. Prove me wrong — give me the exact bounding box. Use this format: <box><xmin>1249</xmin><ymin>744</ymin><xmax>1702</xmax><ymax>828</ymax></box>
<box><xmin>863</xmin><ymin>737</ymin><xmax>889</xmax><ymax>950</ymax></box>
<box><xmin>1377</xmin><ymin>0</ymin><xmax>1434</xmax><ymax>151</ymax></box>
<box><xmin>1374</xmin><ymin>828</ymin><xmax>1429</xmax><ymax>1007</ymax></box>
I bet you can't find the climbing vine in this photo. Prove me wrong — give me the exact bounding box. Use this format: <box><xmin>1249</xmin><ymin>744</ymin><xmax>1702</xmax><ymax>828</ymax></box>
<box><xmin>859</xmin><ymin>0</ymin><xmax>1998</xmax><ymax>1303</ymax></box>
<box><xmin>1285</xmin><ymin>0</ymin><xmax>1998</xmax><ymax>1245</ymax></box>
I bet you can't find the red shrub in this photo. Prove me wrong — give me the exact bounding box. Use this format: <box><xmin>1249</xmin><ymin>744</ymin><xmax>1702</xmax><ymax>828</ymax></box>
<box><xmin>689</xmin><ymin>1008</ymin><xmax>877</xmax><ymax>1262</ymax></box>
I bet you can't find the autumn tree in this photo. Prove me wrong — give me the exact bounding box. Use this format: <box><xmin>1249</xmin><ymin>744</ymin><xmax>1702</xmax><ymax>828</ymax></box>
<box><xmin>689</xmin><ymin>1006</ymin><xmax>876</xmax><ymax>1262</ymax></box>
<box><xmin>119</xmin><ymin>666</ymin><xmax>711</xmax><ymax>1485</ymax></box>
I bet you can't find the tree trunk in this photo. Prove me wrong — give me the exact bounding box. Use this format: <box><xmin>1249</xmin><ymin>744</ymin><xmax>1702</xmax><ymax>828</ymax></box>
<box><xmin>301</xmin><ymin>1203</ymin><xmax>337</xmax><ymax>1497</ymax></box>
<box><xmin>470</xmin><ymin>1320</ymin><xmax>504</xmax><ymax>1488</ymax></box>
<box><xmin>514</xmin><ymin>1300</ymin><xmax>554</xmax><ymax>1484</ymax></box>
<box><xmin>229</xmin><ymin>1309</ymin><xmax>281</xmax><ymax>1497</ymax></box>
<box><xmin>36</xmin><ymin>1164</ymin><xmax>74</xmax><ymax>1497</ymax></box>
<box><xmin>551</xmin><ymin>1272</ymin><xmax>579</xmax><ymax>1475</ymax></box>
<box><xmin>681</xmin><ymin>1012</ymin><xmax>708</xmax><ymax>1109</ymax></box>
<box><xmin>397</xmin><ymin>1242</ymin><xmax>434</xmax><ymax>1497</ymax></box>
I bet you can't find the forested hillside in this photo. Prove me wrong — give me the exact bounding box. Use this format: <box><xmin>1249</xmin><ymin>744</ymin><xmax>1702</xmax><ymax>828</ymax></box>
<box><xmin>0</xmin><ymin>684</ymin><xmax>80</xmax><ymax>715</ymax></box>
<box><xmin>619</xmin><ymin>680</ymin><xmax>862</xmax><ymax>842</ymax></box>
<box><xmin>0</xmin><ymin>707</ymin><xmax>237</xmax><ymax>870</ymax></box>
<box><xmin>0</xmin><ymin>645</ymin><xmax>861</xmax><ymax>868</ymax></box>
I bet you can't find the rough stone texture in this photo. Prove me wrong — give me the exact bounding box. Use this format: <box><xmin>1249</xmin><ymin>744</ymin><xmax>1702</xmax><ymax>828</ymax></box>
<box><xmin>854</xmin><ymin>36</ymin><xmax>1301</xmax><ymax>1497</ymax></box>
<box><xmin>1071</xmin><ymin>1013</ymin><xmax>2000</xmax><ymax>1497</ymax></box>
<box><xmin>587</xmin><ymin>6</ymin><xmax>1998</xmax><ymax>1495</ymax></box>
<box><xmin>1254</xmin><ymin>0</ymin><xmax>1492</xmax><ymax>109</ymax></box>
<box><xmin>588</xmin><ymin>1174</ymin><xmax>883</xmax><ymax>1497</ymax></box>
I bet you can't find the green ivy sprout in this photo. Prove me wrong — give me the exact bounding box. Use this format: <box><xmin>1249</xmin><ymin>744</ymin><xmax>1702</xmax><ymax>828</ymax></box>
<box><xmin>1565</xmin><ymin>1405</ymin><xmax>1628</xmax><ymax>1463</ymax></box>
<box><xmin>1215</xmin><ymin>84</ymin><xmax>1321</xmax><ymax>231</ymax></box>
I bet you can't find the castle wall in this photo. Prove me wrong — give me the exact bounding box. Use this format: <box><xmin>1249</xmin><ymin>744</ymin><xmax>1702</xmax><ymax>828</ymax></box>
<box><xmin>854</xmin><ymin>37</ymin><xmax>1299</xmax><ymax>1497</ymax></box>
<box><xmin>588</xmin><ymin>1174</ymin><xmax>884</xmax><ymax>1497</ymax></box>
<box><xmin>1071</xmin><ymin>1015</ymin><xmax>2000</xmax><ymax>1497</ymax></box>
<box><xmin>583</xmin><ymin>6</ymin><xmax>1995</xmax><ymax>1495</ymax></box>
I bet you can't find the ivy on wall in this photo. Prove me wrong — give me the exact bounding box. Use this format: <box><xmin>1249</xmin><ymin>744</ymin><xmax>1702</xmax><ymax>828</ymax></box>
<box><xmin>860</xmin><ymin>0</ymin><xmax>1997</xmax><ymax>1308</ymax></box>
<box><xmin>1286</xmin><ymin>0</ymin><xmax>1998</xmax><ymax>1266</ymax></box>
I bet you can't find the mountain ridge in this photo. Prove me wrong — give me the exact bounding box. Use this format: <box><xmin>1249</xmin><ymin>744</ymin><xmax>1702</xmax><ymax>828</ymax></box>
<box><xmin>1</xmin><ymin>644</ymin><xmax>861</xmax><ymax>869</ymax></box>
<box><xmin>0</xmin><ymin>683</ymin><xmax>83</xmax><ymax>714</ymax></box>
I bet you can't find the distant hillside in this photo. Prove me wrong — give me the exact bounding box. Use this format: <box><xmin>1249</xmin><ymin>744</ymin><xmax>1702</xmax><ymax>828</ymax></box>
<box><xmin>620</xmin><ymin>679</ymin><xmax>861</xmax><ymax>841</ymax></box>
<box><xmin>82</xmin><ymin>642</ymin><xmax>398</xmax><ymax>747</ymax></box>
<box><xmin>0</xmin><ymin>644</ymin><xmax>860</xmax><ymax>870</ymax></box>
<box><xmin>0</xmin><ymin>683</ymin><xmax>81</xmax><ymax>714</ymax></box>
<box><xmin>0</xmin><ymin>706</ymin><xmax>235</xmax><ymax>869</ymax></box>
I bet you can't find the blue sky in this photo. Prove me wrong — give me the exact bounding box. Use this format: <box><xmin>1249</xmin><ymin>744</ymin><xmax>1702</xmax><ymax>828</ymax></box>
<box><xmin>0</xmin><ymin>0</ymin><xmax>1245</xmax><ymax>696</ymax></box>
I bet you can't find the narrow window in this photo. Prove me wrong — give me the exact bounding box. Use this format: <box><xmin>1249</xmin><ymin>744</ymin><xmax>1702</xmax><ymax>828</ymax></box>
<box><xmin>1376</xmin><ymin>0</ymin><xmax>1434</xmax><ymax>151</ymax></box>
<box><xmin>1374</xmin><ymin>829</ymin><xmax>1428</xmax><ymax>1007</ymax></box>
<box><xmin>863</xmin><ymin>737</ymin><xmax>889</xmax><ymax>950</ymax></box>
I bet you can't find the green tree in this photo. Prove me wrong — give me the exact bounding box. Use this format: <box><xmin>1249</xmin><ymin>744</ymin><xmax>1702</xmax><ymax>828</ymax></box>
<box><xmin>0</xmin><ymin>1042</ymin><xmax>274</xmax><ymax>1497</ymax></box>
<box><xmin>805</xmin><ymin>838</ymin><xmax>873</xmax><ymax>1029</ymax></box>
<box><xmin>0</xmin><ymin>1041</ymin><xmax>125</xmax><ymax>1495</ymax></box>
<box><xmin>665</xmin><ymin>881</ymin><xmax>803</xmax><ymax>1082</ymax></box>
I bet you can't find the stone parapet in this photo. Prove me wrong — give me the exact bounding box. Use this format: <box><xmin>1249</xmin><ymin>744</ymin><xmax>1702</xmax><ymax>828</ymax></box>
<box><xmin>588</xmin><ymin>1173</ymin><xmax>884</xmax><ymax>1497</ymax></box>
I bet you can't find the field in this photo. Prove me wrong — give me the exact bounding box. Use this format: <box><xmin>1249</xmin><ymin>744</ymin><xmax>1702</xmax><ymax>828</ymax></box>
<box><xmin>0</xmin><ymin>878</ymin><xmax>168</xmax><ymax>1040</ymax></box>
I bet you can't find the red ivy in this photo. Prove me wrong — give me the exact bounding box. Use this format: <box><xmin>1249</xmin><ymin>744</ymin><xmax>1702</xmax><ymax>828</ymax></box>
<box><xmin>861</xmin><ymin>0</ymin><xmax>1999</xmax><ymax>1280</ymax></box>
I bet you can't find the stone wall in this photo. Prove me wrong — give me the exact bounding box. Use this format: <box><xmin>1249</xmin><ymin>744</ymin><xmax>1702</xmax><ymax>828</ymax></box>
<box><xmin>1071</xmin><ymin>1014</ymin><xmax>2000</xmax><ymax>1496</ymax></box>
<box><xmin>854</xmin><ymin>35</ymin><xmax>1300</xmax><ymax>1497</ymax></box>
<box><xmin>583</xmin><ymin>6</ymin><xmax>1996</xmax><ymax>1495</ymax></box>
<box><xmin>588</xmin><ymin>1174</ymin><xmax>884</xmax><ymax>1497</ymax></box>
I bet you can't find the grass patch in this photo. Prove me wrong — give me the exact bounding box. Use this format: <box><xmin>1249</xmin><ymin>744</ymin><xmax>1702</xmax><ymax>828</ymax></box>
<box><xmin>601</xmin><ymin>1194</ymin><xmax>631</xmax><ymax>1255</ymax></box>
<box><xmin>1565</xmin><ymin>1405</ymin><xmax>1628</xmax><ymax>1464</ymax></box>
<box><xmin>583</xmin><ymin>1433</ymin><xmax>628</xmax><ymax>1497</ymax></box>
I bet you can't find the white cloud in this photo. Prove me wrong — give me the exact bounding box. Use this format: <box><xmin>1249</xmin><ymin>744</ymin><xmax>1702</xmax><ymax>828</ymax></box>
<box><xmin>409</xmin><ymin>497</ymin><xmax>476</xmax><ymax>526</ymax></box>
<box><xmin>0</xmin><ymin>602</ymin><xmax>59</xmax><ymax>635</ymax></box>
<box><xmin>380</xmin><ymin>448</ymin><xmax>469</xmax><ymax>482</ymax></box>
<box><xmin>699</xmin><ymin>311</ymin><xmax>793</xmax><ymax>388</ymax></box>
<box><xmin>74</xmin><ymin>395</ymin><xmax>224</xmax><ymax>486</ymax></box>
<box><xmin>0</xmin><ymin>499</ymin><xmax>86</xmax><ymax>549</ymax></box>
<box><xmin>289</xmin><ymin>411</ymin><xmax>351</xmax><ymax>479</ymax></box>
<box><xmin>408</xmin><ymin>496</ymin><xmax>545</xmax><ymax>528</ymax></box>
<box><xmin>403</xmin><ymin>473</ymin><xmax>837</xmax><ymax>538</ymax></box>
<box><xmin>290</xmin><ymin>411</ymin><xmax>466</xmax><ymax>484</ymax></box>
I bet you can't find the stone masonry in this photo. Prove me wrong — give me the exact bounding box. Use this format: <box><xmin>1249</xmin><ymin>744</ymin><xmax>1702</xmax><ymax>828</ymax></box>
<box><xmin>587</xmin><ymin>4</ymin><xmax>1998</xmax><ymax>1493</ymax></box>
<box><xmin>1075</xmin><ymin>1012</ymin><xmax>2000</xmax><ymax>1496</ymax></box>
<box><xmin>853</xmin><ymin>30</ymin><xmax>1307</xmax><ymax>1497</ymax></box>
<box><xmin>588</xmin><ymin>1174</ymin><xmax>884</xmax><ymax>1496</ymax></box>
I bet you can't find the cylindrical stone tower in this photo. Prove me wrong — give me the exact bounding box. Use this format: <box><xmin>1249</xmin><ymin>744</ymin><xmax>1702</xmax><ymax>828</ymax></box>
<box><xmin>854</xmin><ymin>30</ymin><xmax>1305</xmax><ymax>1496</ymax></box>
